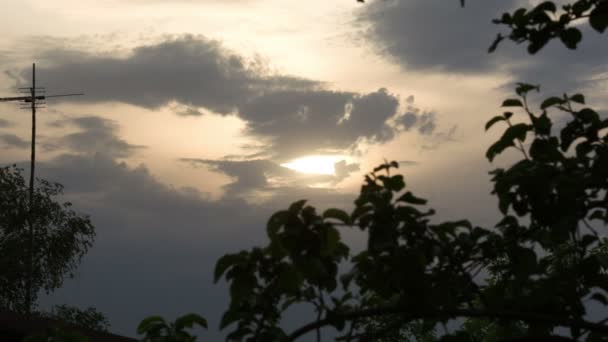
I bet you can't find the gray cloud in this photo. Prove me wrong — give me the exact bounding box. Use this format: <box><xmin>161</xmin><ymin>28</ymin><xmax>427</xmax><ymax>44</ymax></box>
<box><xmin>22</xmin><ymin>35</ymin><xmax>318</xmax><ymax>114</ymax></box>
<box><xmin>240</xmin><ymin>88</ymin><xmax>432</xmax><ymax>159</ymax></box>
<box><xmin>44</xmin><ymin>116</ymin><xmax>145</xmax><ymax>158</ymax></box>
<box><xmin>504</xmin><ymin>26</ymin><xmax>608</xmax><ymax>94</ymax></box>
<box><xmin>25</xmin><ymin>151</ymin><xmax>360</xmax><ymax>340</ymax></box>
<box><xmin>180</xmin><ymin>158</ymin><xmax>350</xmax><ymax>197</ymax></box>
<box><xmin>357</xmin><ymin>0</ymin><xmax>608</xmax><ymax>92</ymax></box>
<box><xmin>31</xmin><ymin>153</ymin><xmax>266</xmax><ymax>340</ymax></box>
<box><xmin>334</xmin><ymin>160</ymin><xmax>360</xmax><ymax>179</ymax></box>
<box><xmin>358</xmin><ymin>0</ymin><xmax>521</xmax><ymax>73</ymax></box>
<box><xmin>0</xmin><ymin>118</ymin><xmax>12</xmax><ymax>128</ymax></box>
<box><xmin>0</xmin><ymin>133</ymin><xmax>29</xmax><ymax>149</ymax></box>
<box><xmin>17</xmin><ymin>36</ymin><xmax>442</xmax><ymax>160</ymax></box>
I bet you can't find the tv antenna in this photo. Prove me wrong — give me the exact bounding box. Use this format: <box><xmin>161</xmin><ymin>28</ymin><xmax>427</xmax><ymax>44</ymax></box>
<box><xmin>0</xmin><ymin>63</ymin><xmax>83</xmax><ymax>315</ymax></box>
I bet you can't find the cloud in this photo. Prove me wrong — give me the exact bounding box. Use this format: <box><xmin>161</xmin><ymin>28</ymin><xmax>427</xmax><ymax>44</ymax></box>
<box><xmin>504</xmin><ymin>26</ymin><xmax>608</xmax><ymax>93</ymax></box>
<box><xmin>21</xmin><ymin>35</ymin><xmax>318</xmax><ymax>114</ymax></box>
<box><xmin>0</xmin><ymin>118</ymin><xmax>12</xmax><ymax>128</ymax></box>
<box><xmin>44</xmin><ymin>116</ymin><xmax>145</xmax><ymax>158</ymax></box>
<box><xmin>358</xmin><ymin>0</ymin><xmax>608</xmax><ymax>92</ymax></box>
<box><xmin>334</xmin><ymin>160</ymin><xmax>360</xmax><ymax>179</ymax></box>
<box><xmin>32</xmin><ymin>153</ymin><xmax>266</xmax><ymax>340</ymax></box>
<box><xmin>17</xmin><ymin>35</ymin><xmax>443</xmax><ymax>161</ymax></box>
<box><xmin>357</xmin><ymin>0</ymin><xmax>521</xmax><ymax>73</ymax></box>
<box><xmin>180</xmin><ymin>158</ymin><xmax>347</xmax><ymax>197</ymax></box>
<box><xmin>240</xmin><ymin>88</ymin><xmax>436</xmax><ymax>159</ymax></box>
<box><xmin>0</xmin><ymin>133</ymin><xmax>29</xmax><ymax>149</ymax></box>
<box><xmin>27</xmin><ymin>150</ymin><xmax>358</xmax><ymax>339</ymax></box>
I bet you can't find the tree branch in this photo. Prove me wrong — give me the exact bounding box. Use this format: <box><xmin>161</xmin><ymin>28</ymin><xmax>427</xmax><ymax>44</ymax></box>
<box><xmin>285</xmin><ymin>306</ymin><xmax>608</xmax><ymax>341</ymax></box>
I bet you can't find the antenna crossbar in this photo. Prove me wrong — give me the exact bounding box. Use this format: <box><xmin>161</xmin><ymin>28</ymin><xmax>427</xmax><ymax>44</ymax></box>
<box><xmin>0</xmin><ymin>63</ymin><xmax>84</xmax><ymax>316</ymax></box>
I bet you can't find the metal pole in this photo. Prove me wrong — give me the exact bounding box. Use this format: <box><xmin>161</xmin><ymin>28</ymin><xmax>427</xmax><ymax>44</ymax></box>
<box><xmin>26</xmin><ymin>63</ymin><xmax>36</xmax><ymax>315</ymax></box>
<box><xmin>0</xmin><ymin>65</ymin><xmax>82</xmax><ymax>314</ymax></box>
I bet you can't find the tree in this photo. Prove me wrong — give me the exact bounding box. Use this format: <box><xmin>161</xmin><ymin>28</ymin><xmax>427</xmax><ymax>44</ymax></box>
<box><xmin>209</xmin><ymin>1</ymin><xmax>608</xmax><ymax>340</ymax></box>
<box><xmin>0</xmin><ymin>165</ymin><xmax>95</xmax><ymax>313</ymax></box>
<box><xmin>132</xmin><ymin>0</ymin><xmax>608</xmax><ymax>340</ymax></box>
<box><xmin>137</xmin><ymin>313</ymin><xmax>208</xmax><ymax>342</ymax></box>
<box><xmin>45</xmin><ymin>305</ymin><xmax>111</xmax><ymax>333</ymax></box>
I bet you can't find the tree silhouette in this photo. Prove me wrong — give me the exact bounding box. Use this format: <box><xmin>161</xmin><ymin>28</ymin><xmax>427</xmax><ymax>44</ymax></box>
<box><xmin>0</xmin><ymin>165</ymin><xmax>95</xmax><ymax>313</ymax></box>
<box><xmin>139</xmin><ymin>1</ymin><xmax>608</xmax><ymax>340</ymax></box>
<box><xmin>210</xmin><ymin>2</ymin><xmax>608</xmax><ymax>341</ymax></box>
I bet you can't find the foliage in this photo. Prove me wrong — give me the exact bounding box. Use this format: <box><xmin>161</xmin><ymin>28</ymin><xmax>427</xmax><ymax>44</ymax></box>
<box><xmin>487</xmin><ymin>0</ymin><xmax>608</xmax><ymax>53</ymax></box>
<box><xmin>44</xmin><ymin>305</ymin><xmax>111</xmax><ymax>333</ymax></box>
<box><xmin>0</xmin><ymin>165</ymin><xmax>95</xmax><ymax>313</ymax></box>
<box><xmin>213</xmin><ymin>84</ymin><xmax>608</xmax><ymax>340</ymax></box>
<box><xmin>356</xmin><ymin>317</ymin><xmax>437</xmax><ymax>341</ymax></box>
<box><xmin>23</xmin><ymin>327</ymin><xmax>89</xmax><ymax>342</ymax></box>
<box><xmin>137</xmin><ymin>313</ymin><xmax>208</xmax><ymax>342</ymax></box>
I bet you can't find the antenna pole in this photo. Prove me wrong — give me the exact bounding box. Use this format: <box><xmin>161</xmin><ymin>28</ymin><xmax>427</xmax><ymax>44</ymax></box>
<box><xmin>26</xmin><ymin>63</ymin><xmax>36</xmax><ymax>316</ymax></box>
<box><xmin>0</xmin><ymin>64</ymin><xmax>82</xmax><ymax>314</ymax></box>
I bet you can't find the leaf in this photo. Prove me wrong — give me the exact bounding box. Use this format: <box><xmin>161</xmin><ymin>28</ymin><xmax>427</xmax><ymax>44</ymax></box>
<box><xmin>591</xmin><ymin>293</ymin><xmax>608</xmax><ymax>305</ymax></box>
<box><xmin>277</xmin><ymin>267</ymin><xmax>303</xmax><ymax>293</ymax></box>
<box><xmin>530</xmin><ymin>137</ymin><xmax>561</xmax><ymax>162</ymax></box>
<box><xmin>559</xmin><ymin>27</ymin><xmax>582</xmax><ymax>49</ymax></box>
<box><xmin>532</xmin><ymin>112</ymin><xmax>552</xmax><ymax>135</ymax></box>
<box><xmin>397</xmin><ymin>191</ymin><xmax>427</xmax><ymax>205</ymax></box>
<box><xmin>589</xmin><ymin>210</ymin><xmax>605</xmax><ymax>221</ymax></box>
<box><xmin>220</xmin><ymin>310</ymin><xmax>241</xmax><ymax>329</ymax></box>
<box><xmin>323</xmin><ymin>227</ymin><xmax>341</xmax><ymax>254</ymax></box>
<box><xmin>175</xmin><ymin>313</ymin><xmax>208</xmax><ymax>331</ymax></box>
<box><xmin>288</xmin><ymin>199</ymin><xmax>307</xmax><ymax>214</ymax></box>
<box><xmin>535</xmin><ymin>1</ymin><xmax>556</xmax><ymax>13</ymax></box>
<box><xmin>485</xmin><ymin>115</ymin><xmax>506</xmax><ymax>131</ymax></box>
<box><xmin>578</xmin><ymin>108</ymin><xmax>600</xmax><ymax>124</ymax></box>
<box><xmin>137</xmin><ymin>316</ymin><xmax>166</xmax><ymax>334</ymax></box>
<box><xmin>582</xmin><ymin>234</ymin><xmax>599</xmax><ymax>248</ymax></box>
<box><xmin>488</xmin><ymin>34</ymin><xmax>504</xmax><ymax>53</ymax></box>
<box><xmin>267</xmin><ymin>210</ymin><xmax>288</xmax><ymax>238</ymax></box>
<box><xmin>214</xmin><ymin>254</ymin><xmax>240</xmax><ymax>283</ymax></box>
<box><xmin>323</xmin><ymin>208</ymin><xmax>351</xmax><ymax>225</ymax></box>
<box><xmin>383</xmin><ymin>175</ymin><xmax>406</xmax><ymax>192</ymax></box>
<box><xmin>502</xmin><ymin>99</ymin><xmax>523</xmax><ymax>107</ymax></box>
<box><xmin>515</xmin><ymin>83</ymin><xmax>539</xmax><ymax>96</ymax></box>
<box><xmin>590</xmin><ymin>3</ymin><xmax>608</xmax><ymax>33</ymax></box>
<box><xmin>486</xmin><ymin>123</ymin><xmax>531</xmax><ymax>161</ymax></box>
<box><xmin>512</xmin><ymin>246</ymin><xmax>537</xmax><ymax>276</ymax></box>
<box><xmin>570</xmin><ymin>93</ymin><xmax>585</xmax><ymax>104</ymax></box>
<box><xmin>540</xmin><ymin>96</ymin><xmax>564</xmax><ymax>109</ymax></box>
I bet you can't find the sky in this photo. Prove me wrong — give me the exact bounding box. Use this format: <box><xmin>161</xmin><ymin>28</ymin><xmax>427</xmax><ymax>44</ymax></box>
<box><xmin>0</xmin><ymin>0</ymin><xmax>606</xmax><ymax>339</ymax></box>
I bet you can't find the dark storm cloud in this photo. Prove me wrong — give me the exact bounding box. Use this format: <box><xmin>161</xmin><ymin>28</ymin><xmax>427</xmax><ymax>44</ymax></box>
<box><xmin>0</xmin><ymin>133</ymin><xmax>29</xmax><ymax>149</ymax></box>
<box><xmin>358</xmin><ymin>0</ymin><xmax>521</xmax><ymax>73</ymax></box>
<box><xmin>0</xmin><ymin>118</ymin><xmax>12</xmax><ymax>128</ymax></box>
<box><xmin>181</xmin><ymin>158</ymin><xmax>289</xmax><ymax>194</ymax></box>
<box><xmin>19</xmin><ymin>35</ymin><xmax>442</xmax><ymax>160</ymax></box>
<box><xmin>30</xmin><ymin>151</ymin><xmax>359</xmax><ymax>339</ymax></box>
<box><xmin>44</xmin><ymin>116</ymin><xmax>145</xmax><ymax>158</ymax></box>
<box><xmin>180</xmin><ymin>158</ymin><xmax>358</xmax><ymax>197</ymax></box>
<box><xmin>24</xmin><ymin>35</ymin><xmax>318</xmax><ymax>114</ymax></box>
<box><xmin>358</xmin><ymin>0</ymin><xmax>608</xmax><ymax>91</ymax></box>
<box><xmin>504</xmin><ymin>26</ymin><xmax>608</xmax><ymax>94</ymax></box>
<box><xmin>33</xmin><ymin>153</ymin><xmax>268</xmax><ymax>340</ymax></box>
<box><xmin>240</xmin><ymin>88</ymin><xmax>434</xmax><ymax>159</ymax></box>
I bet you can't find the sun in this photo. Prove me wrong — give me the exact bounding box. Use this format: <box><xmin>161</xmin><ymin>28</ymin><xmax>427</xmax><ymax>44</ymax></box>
<box><xmin>281</xmin><ymin>155</ymin><xmax>344</xmax><ymax>175</ymax></box>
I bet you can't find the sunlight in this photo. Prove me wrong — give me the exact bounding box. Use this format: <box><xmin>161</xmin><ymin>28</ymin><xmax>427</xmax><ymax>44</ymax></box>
<box><xmin>281</xmin><ymin>155</ymin><xmax>344</xmax><ymax>175</ymax></box>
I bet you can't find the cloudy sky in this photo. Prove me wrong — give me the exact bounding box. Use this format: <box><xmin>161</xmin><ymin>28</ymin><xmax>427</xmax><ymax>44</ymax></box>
<box><xmin>0</xmin><ymin>0</ymin><xmax>606</xmax><ymax>339</ymax></box>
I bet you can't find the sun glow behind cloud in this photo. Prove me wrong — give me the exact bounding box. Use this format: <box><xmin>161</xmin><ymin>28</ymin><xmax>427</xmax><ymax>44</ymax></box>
<box><xmin>281</xmin><ymin>155</ymin><xmax>346</xmax><ymax>175</ymax></box>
